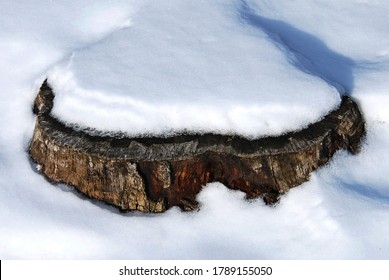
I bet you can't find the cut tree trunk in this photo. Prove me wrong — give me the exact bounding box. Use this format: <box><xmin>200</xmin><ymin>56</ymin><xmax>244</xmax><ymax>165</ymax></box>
<box><xmin>29</xmin><ymin>80</ymin><xmax>365</xmax><ymax>212</ymax></box>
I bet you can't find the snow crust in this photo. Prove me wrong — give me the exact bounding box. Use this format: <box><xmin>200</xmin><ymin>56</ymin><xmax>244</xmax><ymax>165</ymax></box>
<box><xmin>1</xmin><ymin>0</ymin><xmax>389</xmax><ymax>259</ymax></box>
<box><xmin>47</xmin><ymin>0</ymin><xmax>340</xmax><ymax>138</ymax></box>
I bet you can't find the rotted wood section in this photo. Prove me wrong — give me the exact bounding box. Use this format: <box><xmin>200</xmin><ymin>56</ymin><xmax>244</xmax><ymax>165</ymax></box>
<box><xmin>29</xmin><ymin>81</ymin><xmax>365</xmax><ymax>212</ymax></box>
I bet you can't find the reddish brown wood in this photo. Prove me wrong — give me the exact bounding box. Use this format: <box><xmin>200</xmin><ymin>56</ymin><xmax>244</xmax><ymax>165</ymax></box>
<box><xmin>29</xmin><ymin>81</ymin><xmax>365</xmax><ymax>212</ymax></box>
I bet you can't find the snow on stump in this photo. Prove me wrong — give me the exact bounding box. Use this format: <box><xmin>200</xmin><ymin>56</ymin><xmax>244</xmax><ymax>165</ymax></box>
<box><xmin>29</xmin><ymin>80</ymin><xmax>365</xmax><ymax>212</ymax></box>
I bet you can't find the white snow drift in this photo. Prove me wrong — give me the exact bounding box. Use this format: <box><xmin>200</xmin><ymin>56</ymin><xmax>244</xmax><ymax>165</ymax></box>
<box><xmin>47</xmin><ymin>0</ymin><xmax>340</xmax><ymax>138</ymax></box>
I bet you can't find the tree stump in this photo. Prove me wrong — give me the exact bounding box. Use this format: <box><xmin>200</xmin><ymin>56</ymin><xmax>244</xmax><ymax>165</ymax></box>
<box><xmin>29</xmin><ymin>80</ymin><xmax>365</xmax><ymax>212</ymax></box>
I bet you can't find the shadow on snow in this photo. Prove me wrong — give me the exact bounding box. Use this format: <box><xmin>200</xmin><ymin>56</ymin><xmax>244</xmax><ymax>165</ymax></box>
<box><xmin>239</xmin><ymin>0</ymin><xmax>355</xmax><ymax>94</ymax></box>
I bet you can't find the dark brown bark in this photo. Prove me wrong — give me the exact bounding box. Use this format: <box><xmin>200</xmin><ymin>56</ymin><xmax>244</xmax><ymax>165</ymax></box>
<box><xmin>29</xmin><ymin>80</ymin><xmax>365</xmax><ymax>212</ymax></box>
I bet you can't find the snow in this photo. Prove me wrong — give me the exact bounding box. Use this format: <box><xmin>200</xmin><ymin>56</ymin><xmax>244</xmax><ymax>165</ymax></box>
<box><xmin>1</xmin><ymin>0</ymin><xmax>389</xmax><ymax>259</ymax></box>
<box><xmin>47</xmin><ymin>0</ymin><xmax>340</xmax><ymax>138</ymax></box>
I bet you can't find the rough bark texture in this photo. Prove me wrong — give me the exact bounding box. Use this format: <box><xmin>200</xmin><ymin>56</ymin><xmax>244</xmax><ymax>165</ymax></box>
<box><xmin>29</xmin><ymin>80</ymin><xmax>365</xmax><ymax>212</ymax></box>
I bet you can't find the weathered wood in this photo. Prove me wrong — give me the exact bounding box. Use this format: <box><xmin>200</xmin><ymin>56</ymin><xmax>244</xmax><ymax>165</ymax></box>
<box><xmin>29</xmin><ymin>80</ymin><xmax>365</xmax><ymax>212</ymax></box>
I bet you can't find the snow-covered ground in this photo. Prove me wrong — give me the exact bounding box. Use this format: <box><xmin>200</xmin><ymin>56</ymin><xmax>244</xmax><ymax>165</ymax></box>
<box><xmin>1</xmin><ymin>0</ymin><xmax>389</xmax><ymax>259</ymax></box>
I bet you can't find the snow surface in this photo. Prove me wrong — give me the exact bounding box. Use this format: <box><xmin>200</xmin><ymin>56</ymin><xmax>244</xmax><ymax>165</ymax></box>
<box><xmin>1</xmin><ymin>0</ymin><xmax>389</xmax><ymax>259</ymax></box>
<box><xmin>47</xmin><ymin>0</ymin><xmax>340</xmax><ymax>138</ymax></box>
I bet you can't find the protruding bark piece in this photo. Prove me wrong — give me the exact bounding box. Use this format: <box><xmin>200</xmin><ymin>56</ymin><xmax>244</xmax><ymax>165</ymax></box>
<box><xmin>29</xmin><ymin>81</ymin><xmax>365</xmax><ymax>212</ymax></box>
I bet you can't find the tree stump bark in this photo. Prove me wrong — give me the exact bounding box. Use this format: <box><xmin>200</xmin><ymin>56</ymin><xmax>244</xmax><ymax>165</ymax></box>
<box><xmin>29</xmin><ymin>80</ymin><xmax>365</xmax><ymax>212</ymax></box>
